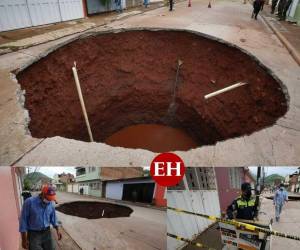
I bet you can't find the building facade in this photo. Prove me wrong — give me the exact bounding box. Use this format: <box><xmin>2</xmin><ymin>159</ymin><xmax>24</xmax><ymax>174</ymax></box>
<box><xmin>0</xmin><ymin>167</ymin><xmax>25</xmax><ymax>250</ymax></box>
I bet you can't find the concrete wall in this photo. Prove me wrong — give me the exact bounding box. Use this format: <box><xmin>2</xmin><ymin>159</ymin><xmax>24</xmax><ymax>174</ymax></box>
<box><xmin>167</xmin><ymin>189</ymin><xmax>220</xmax><ymax>250</ymax></box>
<box><xmin>0</xmin><ymin>167</ymin><xmax>21</xmax><ymax>250</ymax></box>
<box><xmin>215</xmin><ymin>167</ymin><xmax>244</xmax><ymax>214</ymax></box>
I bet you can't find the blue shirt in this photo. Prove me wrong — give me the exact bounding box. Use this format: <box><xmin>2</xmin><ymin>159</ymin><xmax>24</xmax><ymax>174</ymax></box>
<box><xmin>273</xmin><ymin>188</ymin><xmax>288</xmax><ymax>205</ymax></box>
<box><xmin>19</xmin><ymin>195</ymin><xmax>58</xmax><ymax>233</ymax></box>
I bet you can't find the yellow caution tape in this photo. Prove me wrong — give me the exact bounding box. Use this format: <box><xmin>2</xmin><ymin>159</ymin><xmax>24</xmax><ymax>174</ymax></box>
<box><xmin>167</xmin><ymin>206</ymin><xmax>300</xmax><ymax>241</ymax></box>
<box><xmin>167</xmin><ymin>232</ymin><xmax>217</xmax><ymax>250</ymax></box>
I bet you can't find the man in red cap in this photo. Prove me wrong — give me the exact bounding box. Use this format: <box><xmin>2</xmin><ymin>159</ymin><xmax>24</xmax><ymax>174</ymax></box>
<box><xmin>19</xmin><ymin>185</ymin><xmax>62</xmax><ymax>249</ymax></box>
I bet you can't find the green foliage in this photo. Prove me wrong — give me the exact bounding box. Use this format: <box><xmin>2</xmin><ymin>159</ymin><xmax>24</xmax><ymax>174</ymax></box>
<box><xmin>264</xmin><ymin>174</ymin><xmax>284</xmax><ymax>185</ymax></box>
<box><xmin>24</xmin><ymin>172</ymin><xmax>52</xmax><ymax>186</ymax></box>
<box><xmin>23</xmin><ymin>178</ymin><xmax>32</xmax><ymax>190</ymax></box>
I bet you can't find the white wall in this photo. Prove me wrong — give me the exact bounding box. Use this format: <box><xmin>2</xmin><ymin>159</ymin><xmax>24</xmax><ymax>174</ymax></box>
<box><xmin>167</xmin><ymin>190</ymin><xmax>221</xmax><ymax>250</ymax></box>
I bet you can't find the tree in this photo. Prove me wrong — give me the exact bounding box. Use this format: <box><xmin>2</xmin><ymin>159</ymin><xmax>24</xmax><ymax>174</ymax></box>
<box><xmin>23</xmin><ymin>178</ymin><xmax>32</xmax><ymax>190</ymax></box>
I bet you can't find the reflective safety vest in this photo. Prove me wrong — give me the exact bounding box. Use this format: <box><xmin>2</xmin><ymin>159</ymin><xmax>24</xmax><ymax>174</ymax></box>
<box><xmin>232</xmin><ymin>196</ymin><xmax>257</xmax><ymax>220</ymax></box>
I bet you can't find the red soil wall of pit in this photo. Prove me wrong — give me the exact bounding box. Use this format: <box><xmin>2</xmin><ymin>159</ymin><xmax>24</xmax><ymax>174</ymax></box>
<box><xmin>17</xmin><ymin>29</ymin><xmax>288</xmax><ymax>147</ymax></box>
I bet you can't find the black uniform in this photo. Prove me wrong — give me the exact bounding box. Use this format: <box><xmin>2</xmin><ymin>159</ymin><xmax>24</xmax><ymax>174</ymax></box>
<box><xmin>226</xmin><ymin>195</ymin><xmax>258</xmax><ymax>220</ymax></box>
<box><xmin>271</xmin><ymin>0</ymin><xmax>279</xmax><ymax>14</ymax></box>
<box><xmin>282</xmin><ymin>0</ymin><xmax>293</xmax><ymax>20</ymax></box>
<box><xmin>169</xmin><ymin>0</ymin><xmax>174</xmax><ymax>11</ymax></box>
<box><xmin>252</xmin><ymin>0</ymin><xmax>262</xmax><ymax>20</ymax></box>
<box><xmin>277</xmin><ymin>0</ymin><xmax>287</xmax><ymax>19</ymax></box>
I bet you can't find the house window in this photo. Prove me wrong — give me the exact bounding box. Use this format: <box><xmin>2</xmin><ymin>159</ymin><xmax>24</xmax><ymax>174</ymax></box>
<box><xmin>185</xmin><ymin>167</ymin><xmax>216</xmax><ymax>190</ymax></box>
<box><xmin>76</xmin><ymin>168</ymin><xmax>86</xmax><ymax>176</ymax></box>
<box><xmin>168</xmin><ymin>167</ymin><xmax>216</xmax><ymax>191</ymax></box>
<box><xmin>88</xmin><ymin>167</ymin><xmax>96</xmax><ymax>172</ymax></box>
<box><xmin>90</xmin><ymin>182</ymin><xmax>101</xmax><ymax>190</ymax></box>
<box><xmin>229</xmin><ymin>168</ymin><xmax>242</xmax><ymax>189</ymax></box>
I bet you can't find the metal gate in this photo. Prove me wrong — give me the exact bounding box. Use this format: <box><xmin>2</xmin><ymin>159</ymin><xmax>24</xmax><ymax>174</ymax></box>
<box><xmin>0</xmin><ymin>0</ymin><xmax>84</xmax><ymax>32</ymax></box>
<box><xmin>0</xmin><ymin>0</ymin><xmax>32</xmax><ymax>31</ymax></box>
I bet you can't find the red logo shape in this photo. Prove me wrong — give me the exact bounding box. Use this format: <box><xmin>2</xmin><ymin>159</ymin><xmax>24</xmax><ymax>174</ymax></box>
<box><xmin>150</xmin><ymin>152</ymin><xmax>185</xmax><ymax>187</ymax></box>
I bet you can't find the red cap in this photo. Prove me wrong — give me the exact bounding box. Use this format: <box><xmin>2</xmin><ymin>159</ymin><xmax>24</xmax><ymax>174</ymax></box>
<box><xmin>41</xmin><ymin>185</ymin><xmax>56</xmax><ymax>201</ymax></box>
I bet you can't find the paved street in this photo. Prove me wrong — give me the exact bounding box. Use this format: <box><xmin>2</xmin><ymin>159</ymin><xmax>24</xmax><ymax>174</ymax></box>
<box><xmin>259</xmin><ymin>194</ymin><xmax>300</xmax><ymax>249</ymax></box>
<box><xmin>55</xmin><ymin>192</ymin><xmax>166</xmax><ymax>250</ymax></box>
<box><xmin>0</xmin><ymin>0</ymin><xmax>300</xmax><ymax>166</ymax></box>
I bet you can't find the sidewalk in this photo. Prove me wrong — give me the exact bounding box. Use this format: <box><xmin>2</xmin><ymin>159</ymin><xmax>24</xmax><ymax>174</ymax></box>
<box><xmin>259</xmin><ymin>196</ymin><xmax>300</xmax><ymax>249</ymax></box>
<box><xmin>260</xmin><ymin>4</ymin><xmax>300</xmax><ymax>64</ymax></box>
<box><xmin>0</xmin><ymin>1</ymin><xmax>164</xmax><ymax>55</ymax></box>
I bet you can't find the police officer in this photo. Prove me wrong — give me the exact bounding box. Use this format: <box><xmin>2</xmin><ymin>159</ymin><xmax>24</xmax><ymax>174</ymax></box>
<box><xmin>226</xmin><ymin>183</ymin><xmax>258</xmax><ymax>220</ymax></box>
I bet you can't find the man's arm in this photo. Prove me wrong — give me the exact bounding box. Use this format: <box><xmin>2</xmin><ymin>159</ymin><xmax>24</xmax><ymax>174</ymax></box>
<box><xmin>226</xmin><ymin>200</ymin><xmax>237</xmax><ymax>220</ymax></box>
<box><xmin>273</xmin><ymin>191</ymin><xmax>277</xmax><ymax>205</ymax></box>
<box><xmin>285</xmin><ymin>191</ymin><xmax>288</xmax><ymax>203</ymax></box>
<box><xmin>50</xmin><ymin>204</ymin><xmax>62</xmax><ymax>240</ymax></box>
<box><xmin>19</xmin><ymin>199</ymin><xmax>30</xmax><ymax>249</ymax></box>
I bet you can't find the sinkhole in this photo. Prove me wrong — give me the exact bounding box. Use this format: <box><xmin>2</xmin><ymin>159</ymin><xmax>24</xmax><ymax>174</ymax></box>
<box><xmin>17</xmin><ymin>29</ymin><xmax>289</xmax><ymax>152</ymax></box>
<box><xmin>56</xmin><ymin>201</ymin><xmax>133</xmax><ymax>219</ymax></box>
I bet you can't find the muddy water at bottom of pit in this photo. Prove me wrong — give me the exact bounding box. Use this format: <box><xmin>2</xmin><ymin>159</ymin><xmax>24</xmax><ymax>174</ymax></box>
<box><xmin>104</xmin><ymin>124</ymin><xmax>199</xmax><ymax>152</ymax></box>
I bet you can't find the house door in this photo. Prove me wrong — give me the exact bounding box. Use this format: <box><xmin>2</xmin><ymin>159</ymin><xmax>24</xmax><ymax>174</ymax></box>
<box><xmin>27</xmin><ymin>0</ymin><xmax>61</xmax><ymax>26</ymax></box>
<box><xmin>0</xmin><ymin>0</ymin><xmax>84</xmax><ymax>32</ymax></box>
<box><xmin>122</xmin><ymin>183</ymin><xmax>155</xmax><ymax>203</ymax></box>
<box><xmin>0</xmin><ymin>0</ymin><xmax>32</xmax><ymax>31</ymax></box>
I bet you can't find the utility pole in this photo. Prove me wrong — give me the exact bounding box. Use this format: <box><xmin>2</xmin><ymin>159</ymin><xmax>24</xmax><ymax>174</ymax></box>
<box><xmin>256</xmin><ymin>166</ymin><xmax>262</xmax><ymax>211</ymax></box>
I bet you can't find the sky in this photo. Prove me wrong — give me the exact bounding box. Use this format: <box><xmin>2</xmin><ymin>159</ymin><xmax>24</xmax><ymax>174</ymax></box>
<box><xmin>249</xmin><ymin>166</ymin><xmax>299</xmax><ymax>177</ymax></box>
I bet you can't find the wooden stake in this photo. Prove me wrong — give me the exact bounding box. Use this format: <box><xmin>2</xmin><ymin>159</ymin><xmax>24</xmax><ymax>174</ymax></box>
<box><xmin>72</xmin><ymin>62</ymin><xmax>94</xmax><ymax>142</ymax></box>
<box><xmin>204</xmin><ymin>82</ymin><xmax>248</xmax><ymax>100</ymax></box>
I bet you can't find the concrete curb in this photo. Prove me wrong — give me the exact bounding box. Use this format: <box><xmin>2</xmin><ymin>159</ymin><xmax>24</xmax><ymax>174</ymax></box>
<box><xmin>260</xmin><ymin>14</ymin><xmax>300</xmax><ymax>67</ymax></box>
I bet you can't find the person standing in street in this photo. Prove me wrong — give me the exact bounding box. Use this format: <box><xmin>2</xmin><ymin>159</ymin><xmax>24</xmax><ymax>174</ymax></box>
<box><xmin>169</xmin><ymin>0</ymin><xmax>174</xmax><ymax>11</ymax></box>
<box><xmin>271</xmin><ymin>0</ymin><xmax>279</xmax><ymax>14</ymax></box>
<box><xmin>144</xmin><ymin>0</ymin><xmax>149</xmax><ymax>8</ymax></box>
<box><xmin>226</xmin><ymin>183</ymin><xmax>258</xmax><ymax>220</ymax></box>
<box><xmin>273</xmin><ymin>183</ymin><xmax>288</xmax><ymax>222</ymax></box>
<box><xmin>260</xmin><ymin>0</ymin><xmax>265</xmax><ymax>10</ymax></box>
<box><xmin>277</xmin><ymin>0</ymin><xmax>287</xmax><ymax>19</ymax></box>
<box><xmin>252</xmin><ymin>0</ymin><xmax>262</xmax><ymax>20</ymax></box>
<box><xmin>282</xmin><ymin>0</ymin><xmax>293</xmax><ymax>20</ymax></box>
<box><xmin>19</xmin><ymin>186</ymin><xmax>62</xmax><ymax>250</ymax></box>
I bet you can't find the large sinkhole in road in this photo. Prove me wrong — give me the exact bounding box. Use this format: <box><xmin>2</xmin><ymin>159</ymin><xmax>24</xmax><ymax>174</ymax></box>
<box><xmin>56</xmin><ymin>201</ymin><xmax>133</xmax><ymax>219</ymax></box>
<box><xmin>17</xmin><ymin>29</ymin><xmax>288</xmax><ymax>152</ymax></box>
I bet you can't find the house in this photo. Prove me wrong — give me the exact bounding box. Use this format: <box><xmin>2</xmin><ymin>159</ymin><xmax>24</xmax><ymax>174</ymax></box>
<box><xmin>104</xmin><ymin>176</ymin><xmax>167</xmax><ymax>206</ymax></box>
<box><xmin>0</xmin><ymin>0</ymin><xmax>144</xmax><ymax>32</ymax></box>
<box><xmin>0</xmin><ymin>167</ymin><xmax>25</xmax><ymax>250</ymax></box>
<box><xmin>53</xmin><ymin>172</ymin><xmax>75</xmax><ymax>191</ymax></box>
<box><xmin>167</xmin><ymin>167</ymin><xmax>255</xmax><ymax>250</ymax></box>
<box><xmin>67</xmin><ymin>167</ymin><xmax>144</xmax><ymax>197</ymax></box>
<box><xmin>67</xmin><ymin>167</ymin><xmax>167</xmax><ymax>207</ymax></box>
<box><xmin>215</xmin><ymin>167</ymin><xmax>255</xmax><ymax>214</ymax></box>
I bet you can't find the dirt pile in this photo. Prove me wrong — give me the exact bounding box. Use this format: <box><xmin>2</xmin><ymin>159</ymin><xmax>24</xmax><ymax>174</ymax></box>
<box><xmin>56</xmin><ymin>201</ymin><xmax>133</xmax><ymax>219</ymax></box>
<box><xmin>17</xmin><ymin>29</ymin><xmax>288</xmax><ymax>151</ymax></box>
